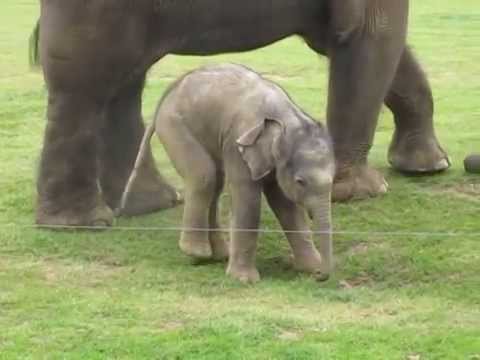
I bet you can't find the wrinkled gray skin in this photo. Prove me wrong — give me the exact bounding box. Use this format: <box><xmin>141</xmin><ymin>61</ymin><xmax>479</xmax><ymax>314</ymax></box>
<box><xmin>121</xmin><ymin>64</ymin><xmax>335</xmax><ymax>283</ymax></box>
<box><xmin>32</xmin><ymin>0</ymin><xmax>450</xmax><ymax>227</ymax></box>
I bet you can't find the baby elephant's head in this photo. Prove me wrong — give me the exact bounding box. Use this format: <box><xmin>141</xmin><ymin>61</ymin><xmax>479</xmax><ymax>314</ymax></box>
<box><xmin>237</xmin><ymin>116</ymin><xmax>335</xmax><ymax>275</ymax></box>
<box><xmin>274</xmin><ymin>121</ymin><xmax>334</xmax><ymax>213</ymax></box>
<box><xmin>236</xmin><ymin>116</ymin><xmax>334</xmax><ymax>211</ymax></box>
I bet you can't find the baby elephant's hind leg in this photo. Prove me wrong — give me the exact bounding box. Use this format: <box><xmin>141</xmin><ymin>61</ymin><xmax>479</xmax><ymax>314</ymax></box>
<box><xmin>208</xmin><ymin>173</ymin><xmax>229</xmax><ymax>261</ymax></box>
<box><xmin>158</xmin><ymin>119</ymin><xmax>215</xmax><ymax>260</ymax></box>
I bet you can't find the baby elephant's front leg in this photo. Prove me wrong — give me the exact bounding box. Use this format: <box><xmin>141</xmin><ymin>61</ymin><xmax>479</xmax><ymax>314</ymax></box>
<box><xmin>264</xmin><ymin>184</ymin><xmax>329</xmax><ymax>281</ymax></box>
<box><xmin>226</xmin><ymin>182</ymin><xmax>262</xmax><ymax>283</ymax></box>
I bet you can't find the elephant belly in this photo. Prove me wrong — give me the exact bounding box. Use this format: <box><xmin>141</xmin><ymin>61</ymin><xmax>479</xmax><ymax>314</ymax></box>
<box><xmin>153</xmin><ymin>0</ymin><xmax>317</xmax><ymax>55</ymax></box>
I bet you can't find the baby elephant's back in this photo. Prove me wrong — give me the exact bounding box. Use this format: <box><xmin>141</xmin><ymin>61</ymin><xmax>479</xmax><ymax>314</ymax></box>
<box><xmin>157</xmin><ymin>64</ymin><xmax>265</xmax><ymax>136</ymax></box>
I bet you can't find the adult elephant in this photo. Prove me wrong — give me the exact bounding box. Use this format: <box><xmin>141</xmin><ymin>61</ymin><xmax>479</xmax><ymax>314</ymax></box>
<box><xmin>31</xmin><ymin>0</ymin><xmax>449</xmax><ymax>226</ymax></box>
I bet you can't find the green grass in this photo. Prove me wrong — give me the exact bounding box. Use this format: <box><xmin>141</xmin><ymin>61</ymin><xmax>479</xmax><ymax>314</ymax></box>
<box><xmin>1</xmin><ymin>1</ymin><xmax>480</xmax><ymax>358</ymax></box>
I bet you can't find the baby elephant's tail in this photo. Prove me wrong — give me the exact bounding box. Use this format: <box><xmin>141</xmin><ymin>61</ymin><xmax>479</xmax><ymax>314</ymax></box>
<box><xmin>115</xmin><ymin>123</ymin><xmax>157</xmax><ymax>216</ymax></box>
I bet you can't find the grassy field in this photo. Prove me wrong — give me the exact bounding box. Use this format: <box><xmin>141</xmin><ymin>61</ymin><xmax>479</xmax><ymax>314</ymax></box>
<box><xmin>1</xmin><ymin>1</ymin><xmax>480</xmax><ymax>358</ymax></box>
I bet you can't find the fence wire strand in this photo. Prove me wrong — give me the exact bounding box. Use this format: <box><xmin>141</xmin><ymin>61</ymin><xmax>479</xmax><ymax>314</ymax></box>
<box><xmin>1</xmin><ymin>223</ymin><xmax>480</xmax><ymax>238</ymax></box>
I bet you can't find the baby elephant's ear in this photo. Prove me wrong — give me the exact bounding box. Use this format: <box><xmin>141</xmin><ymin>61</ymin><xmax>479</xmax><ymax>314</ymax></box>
<box><xmin>236</xmin><ymin>119</ymin><xmax>283</xmax><ymax>181</ymax></box>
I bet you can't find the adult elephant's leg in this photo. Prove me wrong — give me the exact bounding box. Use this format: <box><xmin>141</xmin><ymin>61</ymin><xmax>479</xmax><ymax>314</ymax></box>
<box><xmin>35</xmin><ymin>0</ymin><xmax>158</xmax><ymax>225</ymax></box>
<box><xmin>99</xmin><ymin>75</ymin><xmax>179</xmax><ymax>216</ymax></box>
<box><xmin>326</xmin><ymin>1</ymin><xmax>408</xmax><ymax>201</ymax></box>
<box><xmin>35</xmin><ymin>8</ymin><xmax>117</xmax><ymax>226</ymax></box>
<box><xmin>385</xmin><ymin>47</ymin><xmax>450</xmax><ymax>173</ymax></box>
<box><xmin>36</xmin><ymin>91</ymin><xmax>113</xmax><ymax>227</ymax></box>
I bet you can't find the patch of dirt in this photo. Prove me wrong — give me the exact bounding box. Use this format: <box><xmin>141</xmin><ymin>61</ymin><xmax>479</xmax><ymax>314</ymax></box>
<box><xmin>435</xmin><ymin>182</ymin><xmax>480</xmax><ymax>201</ymax></box>
<box><xmin>451</xmin><ymin>183</ymin><xmax>480</xmax><ymax>196</ymax></box>
<box><xmin>90</xmin><ymin>255</ymin><xmax>127</xmax><ymax>267</ymax></box>
<box><xmin>339</xmin><ymin>240</ymin><xmax>389</xmax><ymax>259</ymax></box>
<box><xmin>0</xmin><ymin>256</ymin><xmax>9</xmax><ymax>271</ymax></box>
<box><xmin>39</xmin><ymin>259</ymin><xmax>130</xmax><ymax>288</ymax></box>
<box><xmin>406</xmin><ymin>354</ymin><xmax>421</xmax><ymax>360</ymax></box>
<box><xmin>347</xmin><ymin>242</ymin><xmax>370</xmax><ymax>256</ymax></box>
<box><xmin>157</xmin><ymin>320</ymin><xmax>185</xmax><ymax>332</ymax></box>
<box><xmin>277</xmin><ymin>330</ymin><xmax>303</xmax><ymax>341</ymax></box>
<box><xmin>339</xmin><ymin>272</ymin><xmax>374</xmax><ymax>289</ymax></box>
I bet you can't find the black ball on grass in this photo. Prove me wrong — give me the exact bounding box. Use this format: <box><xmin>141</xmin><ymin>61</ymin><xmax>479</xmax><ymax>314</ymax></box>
<box><xmin>464</xmin><ymin>154</ymin><xmax>480</xmax><ymax>174</ymax></box>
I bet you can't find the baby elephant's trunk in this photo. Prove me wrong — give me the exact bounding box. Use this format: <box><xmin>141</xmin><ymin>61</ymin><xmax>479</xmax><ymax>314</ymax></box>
<box><xmin>115</xmin><ymin>123</ymin><xmax>157</xmax><ymax>216</ymax></box>
<box><xmin>307</xmin><ymin>192</ymin><xmax>333</xmax><ymax>276</ymax></box>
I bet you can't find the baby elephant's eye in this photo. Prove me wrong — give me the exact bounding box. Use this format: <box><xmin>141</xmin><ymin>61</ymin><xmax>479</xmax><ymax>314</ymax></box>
<box><xmin>295</xmin><ymin>176</ymin><xmax>306</xmax><ymax>187</ymax></box>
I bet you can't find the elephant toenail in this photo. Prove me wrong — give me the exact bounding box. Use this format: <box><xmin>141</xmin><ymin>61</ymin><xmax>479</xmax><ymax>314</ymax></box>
<box><xmin>175</xmin><ymin>191</ymin><xmax>184</xmax><ymax>203</ymax></box>
<box><xmin>315</xmin><ymin>272</ymin><xmax>330</xmax><ymax>282</ymax></box>
<box><xmin>92</xmin><ymin>220</ymin><xmax>111</xmax><ymax>228</ymax></box>
<box><xmin>379</xmin><ymin>183</ymin><xmax>388</xmax><ymax>194</ymax></box>
<box><xmin>435</xmin><ymin>158</ymin><xmax>450</xmax><ymax>171</ymax></box>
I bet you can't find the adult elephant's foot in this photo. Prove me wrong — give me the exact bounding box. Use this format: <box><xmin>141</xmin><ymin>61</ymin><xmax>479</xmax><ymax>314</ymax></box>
<box><xmin>101</xmin><ymin>130</ymin><xmax>182</xmax><ymax>217</ymax></box>
<box><xmin>332</xmin><ymin>165</ymin><xmax>388</xmax><ymax>202</ymax></box>
<box><xmin>226</xmin><ymin>263</ymin><xmax>260</xmax><ymax>284</ymax></box>
<box><xmin>107</xmin><ymin>162</ymin><xmax>182</xmax><ymax>217</ymax></box>
<box><xmin>118</xmin><ymin>183</ymin><xmax>182</xmax><ymax>217</ymax></box>
<box><xmin>36</xmin><ymin>197</ymin><xmax>114</xmax><ymax>228</ymax></box>
<box><xmin>388</xmin><ymin>130</ymin><xmax>450</xmax><ymax>173</ymax></box>
<box><xmin>179</xmin><ymin>232</ymin><xmax>213</xmax><ymax>260</ymax></box>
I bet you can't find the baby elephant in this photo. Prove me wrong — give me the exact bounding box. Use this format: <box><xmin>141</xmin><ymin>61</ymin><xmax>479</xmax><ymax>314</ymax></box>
<box><xmin>120</xmin><ymin>63</ymin><xmax>335</xmax><ymax>283</ymax></box>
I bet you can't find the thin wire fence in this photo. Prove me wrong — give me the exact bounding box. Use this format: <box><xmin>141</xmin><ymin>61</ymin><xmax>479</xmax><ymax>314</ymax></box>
<box><xmin>1</xmin><ymin>223</ymin><xmax>480</xmax><ymax>238</ymax></box>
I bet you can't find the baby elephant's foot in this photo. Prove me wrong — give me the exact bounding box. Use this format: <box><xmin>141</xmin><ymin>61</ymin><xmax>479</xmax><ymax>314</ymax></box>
<box><xmin>293</xmin><ymin>252</ymin><xmax>331</xmax><ymax>282</ymax></box>
<box><xmin>179</xmin><ymin>232</ymin><xmax>212</xmax><ymax>260</ymax></box>
<box><xmin>209</xmin><ymin>233</ymin><xmax>229</xmax><ymax>261</ymax></box>
<box><xmin>226</xmin><ymin>263</ymin><xmax>260</xmax><ymax>284</ymax></box>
